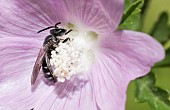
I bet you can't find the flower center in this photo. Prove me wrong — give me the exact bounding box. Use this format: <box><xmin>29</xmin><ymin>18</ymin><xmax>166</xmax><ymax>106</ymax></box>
<box><xmin>50</xmin><ymin>29</ymin><xmax>98</xmax><ymax>82</ymax></box>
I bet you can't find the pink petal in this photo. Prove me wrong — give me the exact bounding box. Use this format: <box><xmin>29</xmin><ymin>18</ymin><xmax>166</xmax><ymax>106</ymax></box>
<box><xmin>0</xmin><ymin>37</ymin><xmax>41</xmax><ymax>81</ymax></box>
<box><xmin>0</xmin><ymin>0</ymin><xmax>68</xmax><ymax>38</ymax></box>
<box><xmin>96</xmin><ymin>0</ymin><xmax>124</xmax><ymax>30</ymax></box>
<box><xmin>33</xmin><ymin>55</ymin><xmax>129</xmax><ymax>110</ymax></box>
<box><xmin>0</xmin><ymin>37</ymin><xmax>49</xmax><ymax>109</ymax></box>
<box><xmin>63</xmin><ymin>0</ymin><xmax>123</xmax><ymax>32</ymax></box>
<box><xmin>0</xmin><ymin>0</ymin><xmax>124</xmax><ymax>38</ymax></box>
<box><xmin>34</xmin><ymin>75</ymin><xmax>98</xmax><ymax>110</ymax></box>
<box><xmin>100</xmin><ymin>30</ymin><xmax>165</xmax><ymax>80</ymax></box>
<box><xmin>90</xmin><ymin>54</ymin><xmax>128</xmax><ymax>110</ymax></box>
<box><xmin>0</xmin><ymin>75</ymin><xmax>50</xmax><ymax>110</ymax></box>
<box><xmin>84</xmin><ymin>30</ymin><xmax>164</xmax><ymax>110</ymax></box>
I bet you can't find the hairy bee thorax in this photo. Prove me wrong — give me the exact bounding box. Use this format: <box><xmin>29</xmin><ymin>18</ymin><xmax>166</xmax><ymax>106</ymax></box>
<box><xmin>50</xmin><ymin>28</ymin><xmax>98</xmax><ymax>82</ymax></box>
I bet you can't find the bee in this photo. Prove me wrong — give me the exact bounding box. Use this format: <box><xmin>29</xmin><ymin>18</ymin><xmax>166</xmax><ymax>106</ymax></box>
<box><xmin>31</xmin><ymin>22</ymin><xmax>72</xmax><ymax>85</ymax></box>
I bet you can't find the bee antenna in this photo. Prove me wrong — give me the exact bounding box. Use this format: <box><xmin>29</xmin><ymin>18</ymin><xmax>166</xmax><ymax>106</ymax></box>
<box><xmin>37</xmin><ymin>26</ymin><xmax>55</xmax><ymax>33</ymax></box>
<box><xmin>65</xmin><ymin>30</ymin><xmax>72</xmax><ymax>35</ymax></box>
<box><xmin>37</xmin><ymin>22</ymin><xmax>61</xmax><ymax>33</ymax></box>
<box><xmin>55</xmin><ymin>22</ymin><xmax>61</xmax><ymax>28</ymax></box>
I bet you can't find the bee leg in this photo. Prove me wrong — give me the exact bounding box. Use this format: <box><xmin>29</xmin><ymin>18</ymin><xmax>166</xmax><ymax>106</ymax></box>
<box><xmin>65</xmin><ymin>29</ymin><xmax>72</xmax><ymax>35</ymax></box>
<box><xmin>62</xmin><ymin>37</ymin><xmax>70</xmax><ymax>43</ymax></box>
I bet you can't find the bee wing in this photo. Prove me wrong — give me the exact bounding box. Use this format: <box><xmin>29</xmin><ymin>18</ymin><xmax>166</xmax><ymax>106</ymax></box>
<box><xmin>31</xmin><ymin>48</ymin><xmax>46</xmax><ymax>85</ymax></box>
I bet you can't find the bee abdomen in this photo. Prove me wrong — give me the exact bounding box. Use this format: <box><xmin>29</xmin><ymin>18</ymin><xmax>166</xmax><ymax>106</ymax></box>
<box><xmin>42</xmin><ymin>59</ymin><xmax>55</xmax><ymax>81</ymax></box>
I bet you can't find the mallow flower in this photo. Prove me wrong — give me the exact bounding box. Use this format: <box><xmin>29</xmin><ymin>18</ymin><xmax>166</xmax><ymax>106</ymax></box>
<box><xmin>0</xmin><ymin>0</ymin><xmax>164</xmax><ymax>110</ymax></box>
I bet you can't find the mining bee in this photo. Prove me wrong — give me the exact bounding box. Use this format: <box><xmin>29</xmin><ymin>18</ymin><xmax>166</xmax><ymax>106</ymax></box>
<box><xmin>31</xmin><ymin>22</ymin><xmax>72</xmax><ymax>85</ymax></box>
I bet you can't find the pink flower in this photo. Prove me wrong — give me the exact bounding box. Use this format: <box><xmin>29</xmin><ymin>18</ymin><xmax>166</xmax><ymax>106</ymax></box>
<box><xmin>0</xmin><ymin>0</ymin><xmax>164</xmax><ymax>110</ymax></box>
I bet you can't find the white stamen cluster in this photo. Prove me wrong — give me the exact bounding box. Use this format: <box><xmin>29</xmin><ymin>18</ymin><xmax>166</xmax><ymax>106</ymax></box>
<box><xmin>50</xmin><ymin>38</ymin><xmax>87</xmax><ymax>82</ymax></box>
<box><xmin>49</xmin><ymin>28</ymin><xmax>98</xmax><ymax>82</ymax></box>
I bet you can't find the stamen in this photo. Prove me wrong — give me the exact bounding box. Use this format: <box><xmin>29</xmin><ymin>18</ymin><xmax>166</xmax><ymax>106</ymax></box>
<box><xmin>50</xmin><ymin>30</ymin><xmax>97</xmax><ymax>82</ymax></box>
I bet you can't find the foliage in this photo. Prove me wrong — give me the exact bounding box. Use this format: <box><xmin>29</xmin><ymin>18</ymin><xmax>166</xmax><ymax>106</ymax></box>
<box><xmin>122</xmin><ymin>0</ymin><xmax>170</xmax><ymax>110</ymax></box>
<box><xmin>135</xmin><ymin>73</ymin><xmax>170</xmax><ymax>110</ymax></box>
<box><xmin>119</xmin><ymin>0</ymin><xmax>144</xmax><ymax>30</ymax></box>
<box><xmin>150</xmin><ymin>12</ymin><xmax>170</xmax><ymax>44</ymax></box>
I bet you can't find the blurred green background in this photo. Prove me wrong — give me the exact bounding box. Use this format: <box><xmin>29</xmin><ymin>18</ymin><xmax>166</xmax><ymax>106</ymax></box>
<box><xmin>126</xmin><ymin>0</ymin><xmax>170</xmax><ymax>110</ymax></box>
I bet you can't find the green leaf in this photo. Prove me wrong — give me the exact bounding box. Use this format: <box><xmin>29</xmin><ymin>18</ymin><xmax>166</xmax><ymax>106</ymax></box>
<box><xmin>164</xmin><ymin>40</ymin><xmax>170</xmax><ymax>50</ymax></box>
<box><xmin>135</xmin><ymin>73</ymin><xmax>170</xmax><ymax>110</ymax></box>
<box><xmin>119</xmin><ymin>0</ymin><xmax>144</xmax><ymax>30</ymax></box>
<box><xmin>121</xmin><ymin>0</ymin><xmax>143</xmax><ymax>24</ymax></box>
<box><xmin>150</xmin><ymin>12</ymin><xmax>170</xmax><ymax>44</ymax></box>
<box><xmin>154</xmin><ymin>48</ymin><xmax>170</xmax><ymax>67</ymax></box>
